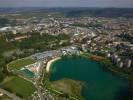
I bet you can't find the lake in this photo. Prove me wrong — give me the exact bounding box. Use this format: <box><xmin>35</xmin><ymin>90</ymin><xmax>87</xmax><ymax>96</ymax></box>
<box><xmin>50</xmin><ymin>57</ymin><xmax>128</xmax><ymax>100</ymax></box>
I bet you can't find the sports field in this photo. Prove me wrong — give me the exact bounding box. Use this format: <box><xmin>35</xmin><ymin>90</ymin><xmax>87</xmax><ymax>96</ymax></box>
<box><xmin>8</xmin><ymin>57</ymin><xmax>35</xmax><ymax>70</ymax></box>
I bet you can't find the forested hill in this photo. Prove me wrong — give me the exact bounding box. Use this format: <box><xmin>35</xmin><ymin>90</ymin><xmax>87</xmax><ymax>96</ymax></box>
<box><xmin>0</xmin><ymin>7</ymin><xmax>133</xmax><ymax>17</ymax></box>
<box><xmin>63</xmin><ymin>8</ymin><xmax>133</xmax><ymax>17</ymax></box>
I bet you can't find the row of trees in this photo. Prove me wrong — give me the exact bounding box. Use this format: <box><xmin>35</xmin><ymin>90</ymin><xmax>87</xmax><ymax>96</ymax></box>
<box><xmin>0</xmin><ymin>56</ymin><xmax>11</xmax><ymax>82</ymax></box>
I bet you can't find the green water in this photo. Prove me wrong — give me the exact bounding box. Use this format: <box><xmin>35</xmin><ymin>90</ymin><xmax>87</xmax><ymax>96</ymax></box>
<box><xmin>50</xmin><ymin>57</ymin><xmax>128</xmax><ymax>100</ymax></box>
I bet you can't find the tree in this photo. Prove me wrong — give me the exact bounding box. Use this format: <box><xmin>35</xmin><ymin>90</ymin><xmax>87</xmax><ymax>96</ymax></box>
<box><xmin>0</xmin><ymin>58</ymin><xmax>6</xmax><ymax>81</ymax></box>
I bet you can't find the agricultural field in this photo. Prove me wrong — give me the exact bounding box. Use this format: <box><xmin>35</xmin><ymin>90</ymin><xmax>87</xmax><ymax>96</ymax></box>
<box><xmin>0</xmin><ymin>76</ymin><xmax>36</xmax><ymax>98</ymax></box>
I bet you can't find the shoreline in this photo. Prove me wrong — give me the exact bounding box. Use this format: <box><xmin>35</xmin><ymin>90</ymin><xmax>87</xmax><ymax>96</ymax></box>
<box><xmin>45</xmin><ymin>55</ymin><xmax>130</xmax><ymax>100</ymax></box>
<box><xmin>46</xmin><ymin>57</ymin><xmax>61</xmax><ymax>72</ymax></box>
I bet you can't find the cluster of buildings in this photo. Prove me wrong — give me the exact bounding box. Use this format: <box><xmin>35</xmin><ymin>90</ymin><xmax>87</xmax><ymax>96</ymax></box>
<box><xmin>32</xmin><ymin>46</ymin><xmax>79</xmax><ymax>61</ymax></box>
<box><xmin>78</xmin><ymin>33</ymin><xmax>133</xmax><ymax>68</ymax></box>
<box><xmin>107</xmin><ymin>54</ymin><xmax>132</xmax><ymax>68</ymax></box>
<box><xmin>0</xmin><ymin>16</ymin><xmax>132</xmax><ymax>41</ymax></box>
<box><xmin>0</xmin><ymin>13</ymin><xmax>132</xmax><ymax>70</ymax></box>
<box><xmin>0</xmin><ymin>15</ymin><xmax>132</xmax><ymax>69</ymax></box>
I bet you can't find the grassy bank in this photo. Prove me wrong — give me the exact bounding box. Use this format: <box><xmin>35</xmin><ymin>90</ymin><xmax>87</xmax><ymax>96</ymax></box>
<box><xmin>51</xmin><ymin>79</ymin><xmax>83</xmax><ymax>98</ymax></box>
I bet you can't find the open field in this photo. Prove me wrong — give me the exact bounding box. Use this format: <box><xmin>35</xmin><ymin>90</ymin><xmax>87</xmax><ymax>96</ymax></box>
<box><xmin>51</xmin><ymin>78</ymin><xmax>83</xmax><ymax>97</ymax></box>
<box><xmin>0</xmin><ymin>76</ymin><xmax>36</xmax><ymax>98</ymax></box>
<box><xmin>7</xmin><ymin>57</ymin><xmax>36</xmax><ymax>70</ymax></box>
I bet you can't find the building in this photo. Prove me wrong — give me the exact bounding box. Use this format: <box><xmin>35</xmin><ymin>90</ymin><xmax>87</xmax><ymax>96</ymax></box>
<box><xmin>118</xmin><ymin>61</ymin><xmax>124</xmax><ymax>68</ymax></box>
<box><xmin>124</xmin><ymin>59</ymin><xmax>132</xmax><ymax>68</ymax></box>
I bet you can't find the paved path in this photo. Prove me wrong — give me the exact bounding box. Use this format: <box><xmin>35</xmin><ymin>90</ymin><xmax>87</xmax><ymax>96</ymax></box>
<box><xmin>0</xmin><ymin>88</ymin><xmax>21</xmax><ymax>100</ymax></box>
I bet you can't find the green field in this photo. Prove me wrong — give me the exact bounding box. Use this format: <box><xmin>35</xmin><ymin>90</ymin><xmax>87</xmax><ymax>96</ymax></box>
<box><xmin>0</xmin><ymin>76</ymin><xmax>36</xmax><ymax>98</ymax></box>
<box><xmin>8</xmin><ymin>57</ymin><xmax>35</xmax><ymax>70</ymax></box>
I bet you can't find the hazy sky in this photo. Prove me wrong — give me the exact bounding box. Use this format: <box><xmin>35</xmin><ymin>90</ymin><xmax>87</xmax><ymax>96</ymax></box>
<box><xmin>0</xmin><ymin>0</ymin><xmax>133</xmax><ymax>8</ymax></box>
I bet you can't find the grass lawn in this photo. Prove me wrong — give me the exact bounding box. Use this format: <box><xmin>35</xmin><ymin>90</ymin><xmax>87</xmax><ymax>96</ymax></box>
<box><xmin>0</xmin><ymin>76</ymin><xmax>36</xmax><ymax>98</ymax></box>
<box><xmin>8</xmin><ymin>57</ymin><xmax>35</xmax><ymax>70</ymax></box>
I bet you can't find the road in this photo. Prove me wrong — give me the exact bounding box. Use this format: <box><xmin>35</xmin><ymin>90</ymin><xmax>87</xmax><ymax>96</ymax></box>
<box><xmin>34</xmin><ymin>79</ymin><xmax>47</xmax><ymax>100</ymax></box>
<box><xmin>0</xmin><ymin>88</ymin><xmax>21</xmax><ymax>100</ymax></box>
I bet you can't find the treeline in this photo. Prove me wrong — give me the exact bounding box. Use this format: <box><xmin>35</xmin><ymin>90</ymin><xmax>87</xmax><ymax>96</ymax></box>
<box><xmin>0</xmin><ymin>18</ymin><xmax>17</xmax><ymax>27</ymax></box>
<box><xmin>63</xmin><ymin>8</ymin><xmax>133</xmax><ymax>17</ymax></box>
<box><xmin>11</xmin><ymin>32</ymin><xmax>71</xmax><ymax>52</ymax></box>
<box><xmin>0</xmin><ymin>18</ymin><xmax>9</xmax><ymax>27</ymax></box>
<box><xmin>0</xmin><ymin>36</ymin><xmax>15</xmax><ymax>82</ymax></box>
<box><xmin>0</xmin><ymin>55</ymin><xmax>13</xmax><ymax>82</ymax></box>
<box><xmin>0</xmin><ymin>33</ymin><xmax>71</xmax><ymax>82</ymax></box>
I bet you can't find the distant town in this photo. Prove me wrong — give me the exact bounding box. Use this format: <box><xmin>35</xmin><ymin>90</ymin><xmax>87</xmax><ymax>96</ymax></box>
<box><xmin>0</xmin><ymin>8</ymin><xmax>133</xmax><ymax>100</ymax></box>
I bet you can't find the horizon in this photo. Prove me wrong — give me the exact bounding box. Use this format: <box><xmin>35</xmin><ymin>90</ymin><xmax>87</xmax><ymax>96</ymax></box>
<box><xmin>0</xmin><ymin>0</ymin><xmax>133</xmax><ymax>8</ymax></box>
<box><xmin>0</xmin><ymin>6</ymin><xmax>133</xmax><ymax>9</ymax></box>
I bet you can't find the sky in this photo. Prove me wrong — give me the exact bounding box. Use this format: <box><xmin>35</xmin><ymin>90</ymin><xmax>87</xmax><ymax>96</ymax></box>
<box><xmin>0</xmin><ymin>0</ymin><xmax>133</xmax><ymax>8</ymax></box>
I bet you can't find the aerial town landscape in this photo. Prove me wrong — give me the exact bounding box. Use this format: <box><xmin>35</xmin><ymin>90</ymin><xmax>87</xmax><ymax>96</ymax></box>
<box><xmin>0</xmin><ymin>1</ymin><xmax>133</xmax><ymax>100</ymax></box>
